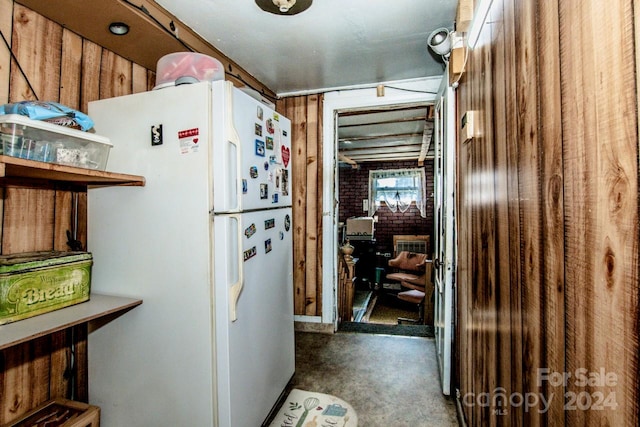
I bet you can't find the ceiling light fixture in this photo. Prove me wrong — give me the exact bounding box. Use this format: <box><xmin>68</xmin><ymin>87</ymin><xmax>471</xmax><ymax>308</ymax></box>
<box><xmin>274</xmin><ymin>0</ymin><xmax>295</xmax><ymax>12</ymax></box>
<box><xmin>467</xmin><ymin>0</ymin><xmax>494</xmax><ymax>49</ymax></box>
<box><xmin>255</xmin><ymin>0</ymin><xmax>313</xmax><ymax>15</ymax></box>
<box><xmin>108</xmin><ymin>22</ymin><xmax>130</xmax><ymax>36</ymax></box>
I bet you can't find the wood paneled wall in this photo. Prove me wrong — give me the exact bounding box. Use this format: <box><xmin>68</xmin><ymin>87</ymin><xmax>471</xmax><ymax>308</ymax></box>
<box><xmin>0</xmin><ymin>2</ymin><xmax>154</xmax><ymax>422</ymax></box>
<box><xmin>1</xmin><ymin>3</ymin><xmax>155</xmax><ymax>107</ymax></box>
<box><xmin>455</xmin><ymin>0</ymin><xmax>639</xmax><ymax>425</ymax></box>
<box><xmin>276</xmin><ymin>95</ymin><xmax>324</xmax><ymax>317</ymax></box>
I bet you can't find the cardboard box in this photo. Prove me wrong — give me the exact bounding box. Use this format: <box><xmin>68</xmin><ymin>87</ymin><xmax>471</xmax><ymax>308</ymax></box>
<box><xmin>2</xmin><ymin>398</ymin><xmax>100</xmax><ymax>427</ymax></box>
<box><xmin>0</xmin><ymin>251</ymin><xmax>92</xmax><ymax>325</ymax></box>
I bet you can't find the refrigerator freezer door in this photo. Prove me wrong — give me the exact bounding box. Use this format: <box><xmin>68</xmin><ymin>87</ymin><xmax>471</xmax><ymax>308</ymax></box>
<box><xmin>211</xmin><ymin>81</ymin><xmax>292</xmax><ymax>213</ymax></box>
<box><xmin>213</xmin><ymin>208</ymin><xmax>295</xmax><ymax>427</ymax></box>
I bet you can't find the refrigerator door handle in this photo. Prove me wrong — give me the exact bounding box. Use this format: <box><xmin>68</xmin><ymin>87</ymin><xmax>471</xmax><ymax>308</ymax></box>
<box><xmin>225</xmin><ymin>81</ymin><xmax>242</xmax><ymax>212</ymax></box>
<box><xmin>228</xmin><ymin>213</ymin><xmax>244</xmax><ymax>322</ymax></box>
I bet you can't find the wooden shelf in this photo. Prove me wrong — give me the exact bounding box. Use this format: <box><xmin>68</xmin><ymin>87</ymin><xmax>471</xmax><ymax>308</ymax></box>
<box><xmin>0</xmin><ymin>294</ymin><xmax>142</xmax><ymax>351</ymax></box>
<box><xmin>0</xmin><ymin>155</ymin><xmax>145</xmax><ymax>187</ymax></box>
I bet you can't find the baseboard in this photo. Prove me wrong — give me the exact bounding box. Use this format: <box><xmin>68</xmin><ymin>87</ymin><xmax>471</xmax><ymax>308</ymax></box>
<box><xmin>294</xmin><ymin>321</ymin><xmax>335</xmax><ymax>334</ymax></box>
<box><xmin>455</xmin><ymin>389</ymin><xmax>468</xmax><ymax>427</ymax></box>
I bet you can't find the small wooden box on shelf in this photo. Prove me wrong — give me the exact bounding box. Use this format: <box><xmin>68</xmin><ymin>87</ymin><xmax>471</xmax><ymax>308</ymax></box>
<box><xmin>1</xmin><ymin>398</ymin><xmax>99</xmax><ymax>427</ymax></box>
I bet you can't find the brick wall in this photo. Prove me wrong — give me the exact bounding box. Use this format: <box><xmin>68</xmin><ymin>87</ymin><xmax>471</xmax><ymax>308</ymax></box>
<box><xmin>338</xmin><ymin>160</ymin><xmax>434</xmax><ymax>254</ymax></box>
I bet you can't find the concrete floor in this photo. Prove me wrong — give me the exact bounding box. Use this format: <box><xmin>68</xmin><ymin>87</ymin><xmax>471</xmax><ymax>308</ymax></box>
<box><xmin>288</xmin><ymin>331</ymin><xmax>459</xmax><ymax>426</ymax></box>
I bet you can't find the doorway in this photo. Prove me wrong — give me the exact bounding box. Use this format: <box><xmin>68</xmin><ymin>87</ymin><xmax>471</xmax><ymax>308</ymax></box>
<box><xmin>336</xmin><ymin>110</ymin><xmax>434</xmax><ymax>331</ymax></box>
<box><xmin>320</xmin><ymin>79</ymin><xmax>441</xmax><ymax>334</ymax></box>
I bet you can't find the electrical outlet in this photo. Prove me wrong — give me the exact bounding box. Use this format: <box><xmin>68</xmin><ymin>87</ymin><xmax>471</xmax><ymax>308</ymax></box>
<box><xmin>460</xmin><ymin>111</ymin><xmax>476</xmax><ymax>143</ymax></box>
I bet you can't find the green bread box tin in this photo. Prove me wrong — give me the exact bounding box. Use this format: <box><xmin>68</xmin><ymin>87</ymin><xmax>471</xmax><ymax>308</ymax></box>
<box><xmin>0</xmin><ymin>251</ymin><xmax>92</xmax><ymax>325</ymax></box>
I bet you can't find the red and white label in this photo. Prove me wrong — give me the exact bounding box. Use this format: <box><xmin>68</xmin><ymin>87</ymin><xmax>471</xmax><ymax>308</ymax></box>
<box><xmin>178</xmin><ymin>128</ymin><xmax>200</xmax><ymax>139</ymax></box>
<box><xmin>178</xmin><ymin>128</ymin><xmax>200</xmax><ymax>154</ymax></box>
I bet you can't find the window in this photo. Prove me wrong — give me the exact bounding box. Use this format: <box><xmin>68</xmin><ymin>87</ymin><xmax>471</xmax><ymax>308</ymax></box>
<box><xmin>368</xmin><ymin>168</ymin><xmax>426</xmax><ymax>217</ymax></box>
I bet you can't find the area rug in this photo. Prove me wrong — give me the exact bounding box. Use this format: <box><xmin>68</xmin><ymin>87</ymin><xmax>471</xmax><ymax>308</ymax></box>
<box><xmin>367</xmin><ymin>294</ymin><xmax>419</xmax><ymax>325</ymax></box>
<box><xmin>268</xmin><ymin>388</ymin><xmax>358</xmax><ymax>427</ymax></box>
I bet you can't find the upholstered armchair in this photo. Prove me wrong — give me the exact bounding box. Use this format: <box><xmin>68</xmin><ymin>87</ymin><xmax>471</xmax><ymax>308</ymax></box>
<box><xmin>386</xmin><ymin>251</ymin><xmax>433</xmax><ymax>324</ymax></box>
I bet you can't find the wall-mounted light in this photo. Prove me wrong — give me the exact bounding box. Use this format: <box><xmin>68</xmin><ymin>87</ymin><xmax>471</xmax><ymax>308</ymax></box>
<box><xmin>109</xmin><ymin>22</ymin><xmax>130</xmax><ymax>36</ymax></box>
<box><xmin>428</xmin><ymin>27</ymin><xmax>453</xmax><ymax>58</ymax></box>
<box><xmin>467</xmin><ymin>0</ymin><xmax>494</xmax><ymax>49</ymax></box>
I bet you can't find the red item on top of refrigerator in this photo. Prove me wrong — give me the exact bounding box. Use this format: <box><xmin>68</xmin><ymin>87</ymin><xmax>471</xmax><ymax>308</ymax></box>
<box><xmin>154</xmin><ymin>52</ymin><xmax>224</xmax><ymax>89</ymax></box>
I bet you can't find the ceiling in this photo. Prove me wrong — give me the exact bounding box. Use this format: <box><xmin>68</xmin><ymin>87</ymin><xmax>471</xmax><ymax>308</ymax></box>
<box><xmin>18</xmin><ymin>0</ymin><xmax>457</xmax><ymax>163</ymax></box>
<box><xmin>156</xmin><ymin>0</ymin><xmax>457</xmax><ymax>96</ymax></box>
<box><xmin>338</xmin><ymin>104</ymin><xmax>434</xmax><ymax>167</ymax></box>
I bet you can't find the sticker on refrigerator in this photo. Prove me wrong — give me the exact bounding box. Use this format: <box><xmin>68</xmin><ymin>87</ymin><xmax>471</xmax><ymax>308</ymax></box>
<box><xmin>242</xmin><ymin>179</ymin><xmax>248</xmax><ymax>194</ymax></box>
<box><xmin>264</xmin><ymin>161</ymin><xmax>269</xmax><ymax>171</ymax></box>
<box><xmin>272</xmin><ymin>193</ymin><xmax>278</xmax><ymax>203</ymax></box>
<box><xmin>244</xmin><ymin>223</ymin><xmax>257</xmax><ymax>238</ymax></box>
<box><xmin>279</xmin><ymin>231</ymin><xmax>284</xmax><ymax>240</ymax></box>
<box><xmin>282</xmin><ymin>170</ymin><xmax>289</xmax><ymax>196</ymax></box>
<box><xmin>178</xmin><ymin>128</ymin><xmax>200</xmax><ymax>154</ymax></box>
<box><xmin>273</xmin><ymin>113</ymin><xmax>280</xmax><ymax>122</ymax></box>
<box><xmin>250</xmin><ymin>166</ymin><xmax>259</xmax><ymax>178</ymax></box>
<box><xmin>275</xmin><ymin>168</ymin><xmax>282</xmax><ymax>191</ymax></box>
<box><xmin>255</xmin><ymin>123</ymin><xmax>263</xmax><ymax>137</ymax></box>
<box><xmin>260</xmin><ymin>183</ymin><xmax>268</xmax><ymax>199</ymax></box>
<box><xmin>284</xmin><ymin>214</ymin><xmax>291</xmax><ymax>231</ymax></box>
<box><xmin>151</xmin><ymin>124</ymin><xmax>163</xmax><ymax>146</ymax></box>
<box><xmin>255</xmin><ymin>140</ymin><xmax>266</xmax><ymax>157</ymax></box>
<box><xmin>264</xmin><ymin>238</ymin><xmax>272</xmax><ymax>254</ymax></box>
<box><xmin>265</xmin><ymin>218</ymin><xmax>275</xmax><ymax>229</ymax></box>
<box><xmin>243</xmin><ymin>246</ymin><xmax>257</xmax><ymax>261</ymax></box>
<box><xmin>272</xmin><ymin>128</ymin><xmax>282</xmax><ymax>163</ymax></box>
<box><xmin>266</xmin><ymin>136</ymin><xmax>274</xmax><ymax>150</ymax></box>
<box><xmin>257</xmin><ymin>106</ymin><xmax>263</xmax><ymax>120</ymax></box>
<box><xmin>266</xmin><ymin>118</ymin><xmax>275</xmax><ymax>134</ymax></box>
<box><xmin>281</xmin><ymin>146</ymin><xmax>290</xmax><ymax>167</ymax></box>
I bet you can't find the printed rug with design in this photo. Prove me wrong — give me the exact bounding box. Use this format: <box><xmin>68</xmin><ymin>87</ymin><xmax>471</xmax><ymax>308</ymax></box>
<box><xmin>268</xmin><ymin>388</ymin><xmax>358</xmax><ymax>427</ymax></box>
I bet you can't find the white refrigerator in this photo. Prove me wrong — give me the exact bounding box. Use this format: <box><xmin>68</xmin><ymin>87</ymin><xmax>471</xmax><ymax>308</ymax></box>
<box><xmin>86</xmin><ymin>80</ymin><xmax>295</xmax><ymax>427</ymax></box>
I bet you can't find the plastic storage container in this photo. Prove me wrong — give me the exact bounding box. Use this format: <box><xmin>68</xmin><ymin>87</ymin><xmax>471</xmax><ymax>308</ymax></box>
<box><xmin>0</xmin><ymin>114</ymin><xmax>112</xmax><ymax>170</ymax></box>
<box><xmin>154</xmin><ymin>52</ymin><xmax>224</xmax><ymax>89</ymax></box>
